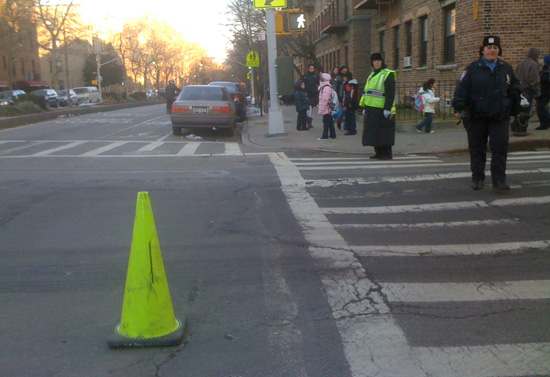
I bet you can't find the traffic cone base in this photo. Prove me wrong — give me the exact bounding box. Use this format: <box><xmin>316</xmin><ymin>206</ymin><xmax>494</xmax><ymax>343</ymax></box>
<box><xmin>108</xmin><ymin>319</ymin><xmax>187</xmax><ymax>348</ymax></box>
<box><xmin>108</xmin><ymin>192</ymin><xmax>185</xmax><ymax>348</ymax></box>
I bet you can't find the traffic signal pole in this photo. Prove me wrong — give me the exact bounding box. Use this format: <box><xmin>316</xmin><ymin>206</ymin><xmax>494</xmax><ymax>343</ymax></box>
<box><xmin>266</xmin><ymin>9</ymin><xmax>285</xmax><ymax>136</ymax></box>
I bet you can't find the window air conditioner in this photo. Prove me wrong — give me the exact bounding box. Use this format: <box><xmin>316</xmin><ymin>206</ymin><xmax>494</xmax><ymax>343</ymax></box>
<box><xmin>403</xmin><ymin>56</ymin><xmax>412</xmax><ymax>67</ymax></box>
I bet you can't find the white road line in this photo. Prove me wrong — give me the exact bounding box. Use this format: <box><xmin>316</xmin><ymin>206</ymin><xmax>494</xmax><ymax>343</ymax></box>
<box><xmin>269</xmin><ymin>152</ymin><xmax>427</xmax><ymax>377</ymax></box>
<box><xmin>413</xmin><ymin>343</ymin><xmax>550</xmax><ymax>377</ymax></box>
<box><xmin>0</xmin><ymin>141</ymin><xmax>45</xmax><ymax>155</ymax></box>
<box><xmin>351</xmin><ymin>240</ymin><xmax>550</xmax><ymax>257</ymax></box>
<box><xmin>290</xmin><ymin>156</ymin><xmax>438</xmax><ymax>161</ymax></box>
<box><xmin>31</xmin><ymin>141</ymin><xmax>86</xmax><ymax>156</ymax></box>
<box><xmin>323</xmin><ymin>195</ymin><xmax>550</xmax><ymax>215</ymax></box>
<box><xmin>100</xmin><ymin>115</ymin><xmax>167</xmax><ymax>139</ymax></box>
<box><xmin>335</xmin><ymin>219</ymin><xmax>519</xmax><ymax>229</ymax></box>
<box><xmin>306</xmin><ymin>168</ymin><xmax>550</xmax><ymax>188</ymax></box>
<box><xmin>224</xmin><ymin>142</ymin><xmax>242</xmax><ymax>156</ymax></box>
<box><xmin>293</xmin><ymin>158</ymin><xmax>441</xmax><ymax>166</ymax></box>
<box><xmin>137</xmin><ymin>141</ymin><xmax>164</xmax><ymax>152</ymax></box>
<box><xmin>79</xmin><ymin>141</ymin><xmax>127</xmax><ymax>156</ymax></box>
<box><xmin>381</xmin><ymin>280</ymin><xmax>550</xmax><ymax>302</ymax></box>
<box><xmin>323</xmin><ymin>200</ymin><xmax>488</xmax><ymax>214</ymax></box>
<box><xmin>298</xmin><ymin>162</ymin><xmax>469</xmax><ymax>170</ymax></box>
<box><xmin>492</xmin><ymin>195</ymin><xmax>550</xmax><ymax>206</ymax></box>
<box><xmin>176</xmin><ymin>142</ymin><xmax>201</xmax><ymax>156</ymax></box>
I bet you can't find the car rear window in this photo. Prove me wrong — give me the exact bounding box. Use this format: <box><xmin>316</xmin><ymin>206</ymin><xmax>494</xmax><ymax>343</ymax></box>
<box><xmin>209</xmin><ymin>82</ymin><xmax>239</xmax><ymax>93</ymax></box>
<box><xmin>74</xmin><ymin>88</ymin><xmax>88</xmax><ymax>94</ymax></box>
<box><xmin>180</xmin><ymin>87</ymin><xmax>226</xmax><ymax>101</ymax></box>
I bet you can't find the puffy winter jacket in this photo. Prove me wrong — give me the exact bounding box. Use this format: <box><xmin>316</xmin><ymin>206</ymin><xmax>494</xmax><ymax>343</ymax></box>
<box><xmin>418</xmin><ymin>87</ymin><xmax>440</xmax><ymax>114</ymax></box>
<box><xmin>317</xmin><ymin>73</ymin><xmax>333</xmax><ymax>115</ymax></box>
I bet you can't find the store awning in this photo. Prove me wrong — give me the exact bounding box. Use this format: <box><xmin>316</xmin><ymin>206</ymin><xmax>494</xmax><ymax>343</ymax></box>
<box><xmin>16</xmin><ymin>80</ymin><xmax>49</xmax><ymax>89</ymax></box>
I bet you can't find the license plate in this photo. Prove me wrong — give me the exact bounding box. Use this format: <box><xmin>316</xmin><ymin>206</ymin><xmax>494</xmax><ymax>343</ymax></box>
<box><xmin>193</xmin><ymin>106</ymin><xmax>208</xmax><ymax>114</ymax></box>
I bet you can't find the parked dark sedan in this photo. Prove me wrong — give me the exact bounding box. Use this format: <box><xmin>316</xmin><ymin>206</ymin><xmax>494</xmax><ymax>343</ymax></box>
<box><xmin>0</xmin><ymin>89</ymin><xmax>26</xmax><ymax>106</ymax></box>
<box><xmin>208</xmin><ymin>81</ymin><xmax>247</xmax><ymax>121</ymax></box>
<box><xmin>31</xmin><ymin>88</ymin><xmax>59</xmax><ymax>108</ymax></box>
<box><xmin>170</xmin><ymin>85</ymin><xmax>236</xmax><ymax>136</ymax></box>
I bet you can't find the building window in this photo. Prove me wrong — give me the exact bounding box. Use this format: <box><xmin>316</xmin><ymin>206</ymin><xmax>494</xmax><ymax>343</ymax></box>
<box><xmin>49</xmin><ymin>61</ymin><xmax>53</xmax><ymax>73</ymax></box>
<box><xmin>11</xmin><ymin>58</ymin><xmax>16</xmax><ymax>75</ymax></box>
<box><xmin>419</xmin><ymin>17</ymin><xmax>428</xmax><ymax>67</ymax></box>
<box><xmin>57</xmin><ymin>61</ymin><xmax>63</xmax><ymax>73</ymax></box>
<box><xmin>20</xmin><ymin>59</ymin><xmax>25</xmax><ymax>76</ymax></box>
<box><xmin>393</xmin><ymin>26</ymin><xmax>400</xmax><ymax>69</ymax></box>
<box><xmin>405</xmin><ymin>22</ymin><xmax>413</xmax><ymax>58</ymax></box>
<box><xmin>379</xmin><ymin>30</ymin><xmax>385</xmax><ymax>59</ymax></box>
<box><xmin>444</xmin><ymin>6</ymin><xmax>456</xmax><ymax>63</ymax></box>
<box><xmin>2</xmin><ymin>56</ymin><xmax>6</xmax><ymax>70</ymax></box>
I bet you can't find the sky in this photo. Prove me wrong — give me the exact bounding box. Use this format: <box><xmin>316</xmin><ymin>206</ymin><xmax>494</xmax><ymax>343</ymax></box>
<box><xmin>75</xmin><ymin>0</ymin><xmax>234</xmax><ymax>61</ymax></box>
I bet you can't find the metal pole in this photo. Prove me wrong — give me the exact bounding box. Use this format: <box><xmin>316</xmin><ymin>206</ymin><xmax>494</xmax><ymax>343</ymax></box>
<box><xmin>96</xmin><ymin>52</ymin><xmax>102</xmax><ymax>102</ymax></box>
<box><xmin>250</xmin><ymin>67</ymin><xmax>255</xmax><ymax>105</ymax></box>
<box><xmin>266</xmin><ymin>9</ymin><xmax>285</xmax><ymax>136</ymax></box>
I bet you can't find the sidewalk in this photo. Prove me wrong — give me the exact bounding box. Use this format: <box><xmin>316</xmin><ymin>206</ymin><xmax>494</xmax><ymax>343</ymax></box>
<box><xmin>242</xmin><ymin>105</ymin><xmax>550</xmax><ymax>155</ymax></box>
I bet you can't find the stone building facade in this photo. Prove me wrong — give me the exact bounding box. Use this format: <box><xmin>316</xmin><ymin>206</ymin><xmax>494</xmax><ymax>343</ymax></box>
<box><xmin>298</xmin><ymin>0</ymin><xmax>550</xmax><ymax>104</ymax></box>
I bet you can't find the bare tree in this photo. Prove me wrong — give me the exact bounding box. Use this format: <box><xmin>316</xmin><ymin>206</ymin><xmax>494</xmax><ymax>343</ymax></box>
<box><xmin>0</xmin><ymin>0</ymin><xmax>35</xmax><ymax>88</ymax></box>
<box><xmin>34</xmin><ymin>0</ymin><xmax>81</xmax><ymax>90</ymax></box>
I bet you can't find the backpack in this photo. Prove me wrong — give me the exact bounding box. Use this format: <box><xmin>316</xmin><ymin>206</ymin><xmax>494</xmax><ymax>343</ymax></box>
<box><xmin>320</xmin><ymin>85</ymin><xmax>339</xmax><ymax>111</ymax></box>
<box><xmin>414</xmin><ymin>91</ymin><xmax>427</xmax><ymax>113</ymax></box>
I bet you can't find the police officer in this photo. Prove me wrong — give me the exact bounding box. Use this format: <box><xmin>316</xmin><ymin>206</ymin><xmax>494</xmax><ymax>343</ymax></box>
<box><xmin>452</xmin><ymin>36</ymin><xmax>522</xmax><ymax>191</ymax></box>
<box><xmin>360</xmin><ymin>53</ymin><xmax>396</xmax><ymax>160</ymax></box>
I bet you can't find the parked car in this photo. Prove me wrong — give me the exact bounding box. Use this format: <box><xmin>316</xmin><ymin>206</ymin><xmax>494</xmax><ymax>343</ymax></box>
<box><xmin>0</xmin><ymin>89</ymin><xmax>26</xmax><ymax>106</ymax></box>
<box><xmin>170</xmin><ymin>85</ymin><xmax>236</xmax><ymax>136</ymax></box>
<box><xmin>208</xmin><ymin>81</ymin><xmax>247</xmax><ymax>121</ymax></box>
<box><xmin>73</xmin><ymin>86</ymin><xmax>100</xmax><ymax>104</ymax></box>
<box><xmin>58</xmin><ymin>89</ymin><xmax>79</xmax><ymax>107</ymax></box>
<box><xmin>146</xmin><ymin>90</ymin><xmax>157</xmax><ymax>100</ymax></box>
<box><xmin>31</xmin><ymin>88</ymin><xmax>59</xmax><ymax>108</ymax></box>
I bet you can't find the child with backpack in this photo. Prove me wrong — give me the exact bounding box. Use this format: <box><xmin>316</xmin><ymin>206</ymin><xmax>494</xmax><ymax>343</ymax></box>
<box><xmin>295</xmin><ymin>80</ymin><xmax>310</xmax><ymax>131</ymax></box>
<box><xmin>415</xmin><ymin>78</ymin><xmax>440</xmax><ymax>133</ymax></box>
<box><xmin>342</xmin><ymin>71</ymin><xmax>359</xmax><ymax>135</ymax></box>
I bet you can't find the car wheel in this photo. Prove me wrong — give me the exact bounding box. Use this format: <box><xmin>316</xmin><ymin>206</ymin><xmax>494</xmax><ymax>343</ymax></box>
<box><xmin>172</xmin><ymin>126</ymin><xmax>182</xmax><ymax>136</ymax></box>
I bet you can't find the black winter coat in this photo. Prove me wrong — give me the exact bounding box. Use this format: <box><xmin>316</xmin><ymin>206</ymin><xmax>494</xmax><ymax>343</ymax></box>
<box><xmin>541</xmin><ymin>65</ymin><xmax>550</xmax><ymax>98</ymax></box>
<box><xmin>452</xmin><ymin>58</ymin><xmax>522</xmax><ymax>120</ymax></box>
<box><xmin>301</xmin><ymin>72</ymin><xmax>319</xmax><ymax>106</ymax></box>
<box><xmin>295</xmin><ymin>90</ymin><xmax>309</xmax><ymax>112</ymax></box>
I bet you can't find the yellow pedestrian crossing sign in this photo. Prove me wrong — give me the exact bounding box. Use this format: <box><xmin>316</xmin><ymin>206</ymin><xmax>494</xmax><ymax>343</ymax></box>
<box><xmin>254</xmin><ymin>0</ymin><xmax>287</xmax><ymax>9</ymax></box>
<box><xmin>246</xmin><ymin>51</ymin><xmax>260</xmax><ymax>67</ymax></box>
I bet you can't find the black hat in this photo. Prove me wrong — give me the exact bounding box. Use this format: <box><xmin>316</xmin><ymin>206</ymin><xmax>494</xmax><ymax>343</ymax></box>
<box><xmin>483</xmin><ymin>36</ymin><xmax>501</xmax><ymax>48</ymax></box>
<box><xmin>343</xmin><ymin>72</ymin><xmax>353</xmax><ymax>80</ymax></box>
<box><xmin>480</xmin><ymin>36</ymin><xmax>502</xmax><ymax>56</ymax></box>
<box><xmin>370</xmin><ymin>52</ymin><xmax>383</xmax><ymax>62</ymax></box>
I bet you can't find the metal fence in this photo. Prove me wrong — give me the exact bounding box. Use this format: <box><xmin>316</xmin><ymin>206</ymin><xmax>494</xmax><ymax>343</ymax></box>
<box><xmin>394</xmin><ymin>80</ymin><xmax>458</xmax><ymax>121</ymax></box>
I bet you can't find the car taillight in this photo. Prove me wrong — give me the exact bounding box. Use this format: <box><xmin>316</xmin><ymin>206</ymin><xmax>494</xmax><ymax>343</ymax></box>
<box><xmin>212</xmin><ymin>106</ymin><xmax>232</xmax><ymax>114</ymax></box>
<box><xmin>172</xmin><ymin>105</ymin><xmax>190</xmax><ymax>113</ymax></box>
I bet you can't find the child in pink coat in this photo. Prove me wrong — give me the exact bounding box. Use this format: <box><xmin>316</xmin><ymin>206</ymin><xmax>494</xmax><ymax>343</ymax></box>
<box><xmin>317</xmin><ymin>72</ymin><xmax>336</xmax><ymax>140</ymax></box>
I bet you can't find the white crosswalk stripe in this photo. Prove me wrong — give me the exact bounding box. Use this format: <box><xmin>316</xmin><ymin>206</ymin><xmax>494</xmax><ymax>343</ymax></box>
<box><xmin>0</xmin><ymin>140</ymin><xmax>247</xmax><ymax>158</ymax></box>
<box><xmin>272</xmin><ymin>152</ymin><xmax>550</xmax><ymax>377</ymax></box>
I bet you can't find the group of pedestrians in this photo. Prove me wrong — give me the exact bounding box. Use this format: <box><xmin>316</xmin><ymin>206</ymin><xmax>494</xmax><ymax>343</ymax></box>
<box><xmin>294</xmin><ymin>35</ymin><xmax>550</xmax><ymax>192</ymax></box>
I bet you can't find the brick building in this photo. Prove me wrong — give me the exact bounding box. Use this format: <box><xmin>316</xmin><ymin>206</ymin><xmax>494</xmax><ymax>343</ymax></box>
<box><xmin>0</xmin><ymin>10</ymin><xmax>44</xmax><ymax>91</ymax></box>
<box><xmin>297</xmin><ymin>0</ymin><xmax>550</xmax><ymax>109</ymax></box>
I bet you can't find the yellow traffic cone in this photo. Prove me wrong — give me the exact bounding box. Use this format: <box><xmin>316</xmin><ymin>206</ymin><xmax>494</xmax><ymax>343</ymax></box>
<box><xmin>108</xmin><ymin>192</ymin><xmax>185</xmax><ymax>348</ymax></box>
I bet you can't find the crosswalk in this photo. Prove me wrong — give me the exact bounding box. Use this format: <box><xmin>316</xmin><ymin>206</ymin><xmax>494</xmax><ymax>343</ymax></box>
<box><xmin>0</xmin><ymin>140</ymin><xmax>247</xmax><ymax>158</ymax></box>
<box><xmin>270</xmin><ymin>151</ymin><xmax>550</xmax><ymax>377</ymax></box>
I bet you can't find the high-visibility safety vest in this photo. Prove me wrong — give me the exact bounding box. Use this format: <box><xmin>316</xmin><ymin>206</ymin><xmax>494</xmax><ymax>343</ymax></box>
<box><xmin>359</xmin><ymin>68</ymin><xmax>396</xmax><ymax>114</ymax></box>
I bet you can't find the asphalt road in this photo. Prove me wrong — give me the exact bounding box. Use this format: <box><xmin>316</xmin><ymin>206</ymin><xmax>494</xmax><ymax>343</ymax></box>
<box><xmin>1</xmin><ymin>105</ymin><xmax>549</xmax><ymax>376</ymax></box>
